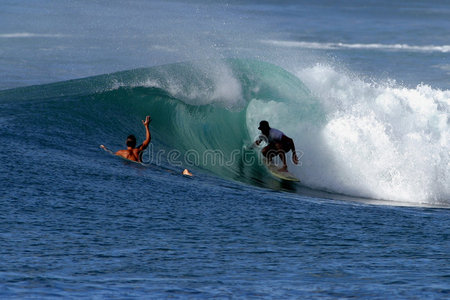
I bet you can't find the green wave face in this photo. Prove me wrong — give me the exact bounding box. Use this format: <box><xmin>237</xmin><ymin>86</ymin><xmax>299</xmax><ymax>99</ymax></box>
<box><xmin>1</xmin><ymin>59</ymin><xmax>322</xmax><ymax>186</ymax></box>
<box><xmin>2</xmin><ymin>59</ymin><xmax>448</xmax><ymax>204</ymax></box>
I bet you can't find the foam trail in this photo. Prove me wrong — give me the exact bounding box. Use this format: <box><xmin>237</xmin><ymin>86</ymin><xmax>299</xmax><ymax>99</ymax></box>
<box><xmin>0</xmin><ymin>32</ymin><xmax>67</xmax><ymax>38</ymax></box>
<box><xmin>262</xmin><ymin>40</ymin><xmax>450</xmax><ymax>53</ymax></box>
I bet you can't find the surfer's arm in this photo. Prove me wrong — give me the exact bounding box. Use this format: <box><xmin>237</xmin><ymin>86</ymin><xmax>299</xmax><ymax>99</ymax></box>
<box><xmin>115</xmin><ymin>149</ymin><xmax>126</xmax><ymax>156</ymax></box>
<box><xmin>137</xmin><ymin>116</ymin><xmax>152</xmax><ymax>151</ymax></box>
<box><xmin>253</xmin><ymin>134</ymin><xmax>266</xmax><ymax>146</ymax></box>
<box><xmin>100</xmin><ymin>144</ymin><xmax>114</xmax><ymax>155</ymax></box>
<box><xmin>281</xmin><ymin>135</ymin><xmax>294</xmax><ymax>148</ymax></box>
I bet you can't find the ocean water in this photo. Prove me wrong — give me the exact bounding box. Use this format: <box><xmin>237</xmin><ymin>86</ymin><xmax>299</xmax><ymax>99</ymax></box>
<box><xmin>1</xmin><ymin>0</ymin><xmax>449</xmax><ymax>298</ymax></box>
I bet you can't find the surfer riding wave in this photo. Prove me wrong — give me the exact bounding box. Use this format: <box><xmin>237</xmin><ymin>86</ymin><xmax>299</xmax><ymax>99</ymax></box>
<box><xmin>254</xmin><ymin>120</ymin><xmax>299</xmax><ymax>172</ymax></box>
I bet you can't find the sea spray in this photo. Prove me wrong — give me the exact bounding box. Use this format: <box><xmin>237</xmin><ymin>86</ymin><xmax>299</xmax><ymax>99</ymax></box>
<box><xmin>1</xmin><ymin>59</ymin><xmax>447</xmax><ymax>204</ymax></box>
<box><xmin>294</xmin><ymin>64</ymin><xmax>449</xmax><ymax>203</ymax></box>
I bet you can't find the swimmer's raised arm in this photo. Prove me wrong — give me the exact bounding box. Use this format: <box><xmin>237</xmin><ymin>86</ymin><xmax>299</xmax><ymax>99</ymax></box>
<box><xmin>137</xmin><ymin>116</ymin><xmax>152</xmax><ymax>151</ymax></box>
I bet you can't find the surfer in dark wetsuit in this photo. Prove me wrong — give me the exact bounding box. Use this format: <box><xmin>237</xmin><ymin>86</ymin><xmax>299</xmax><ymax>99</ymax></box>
<box><xmin>254</xmin><ymin>120</ymin><xmax>299</xmax><ymax>172</ymax></box>
<box><xmin>100</xmin><ymin>115</ymin><xmax>152</xmax><ymax>162</ymax></box>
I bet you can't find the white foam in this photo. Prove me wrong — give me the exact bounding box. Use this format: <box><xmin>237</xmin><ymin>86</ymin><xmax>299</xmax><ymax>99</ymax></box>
<box><xmin>262</xmin><ymin>40</ymin><xmax>450</xmax><ymax>53</ymax></box>
<box><xmin>248</xmin><ymin>64</ymin><xmax>449</xmax><ymax>204</ymax></box>
<box><xmin>0</xmin><ymin>32</ymin><xmax>67</xmax><ymax>38</ymax></box>
<box><xmin>302</xmin><ymin>65</ymin><xmax>449</xmax><ymax>203</ymax></box>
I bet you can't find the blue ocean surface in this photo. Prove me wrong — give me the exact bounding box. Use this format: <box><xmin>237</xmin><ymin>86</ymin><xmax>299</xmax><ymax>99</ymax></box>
<box><xmin>0</xmin><ymin>0</ymin><xmax>449</xmax><ymax>298</ymax></box>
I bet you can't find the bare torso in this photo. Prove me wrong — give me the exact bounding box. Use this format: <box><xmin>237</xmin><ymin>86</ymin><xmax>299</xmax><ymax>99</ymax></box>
<box><xmin>116</xmin><ymin>149</ymin><xmax>141</xmax><ymax>162</ymax></box>
<box><xmin>100</xmin><ymin>116</ymin><xmax>152</xmax><ymax>164</ymax></box>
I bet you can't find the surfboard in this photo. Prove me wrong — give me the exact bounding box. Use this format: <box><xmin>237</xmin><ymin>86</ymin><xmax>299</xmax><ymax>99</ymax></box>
<box><xmin>265</xmin><ymin>163</ymin><xmax>300</xmax><ymax>182</ymax></box>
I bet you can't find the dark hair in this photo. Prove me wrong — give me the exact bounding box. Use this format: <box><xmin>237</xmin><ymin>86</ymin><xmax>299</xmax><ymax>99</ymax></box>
<box><xmin>126</xmin><ymin>135</ymin><xmax>136</xmax><ymax>148</ymax></box>
<box><xmin>258</xmin><ymin>120</ymin><xmax>270</xmax><ymax>130</ymax></box>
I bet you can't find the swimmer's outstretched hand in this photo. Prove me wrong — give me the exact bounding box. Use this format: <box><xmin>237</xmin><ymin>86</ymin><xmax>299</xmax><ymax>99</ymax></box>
<box><xmin>142</xmin><ymin>115</ymin><xmax>152</xmax><ymax>126</ymax></box>
<box><xmin>100</xmin><ymin>144</ymin><xmax>114</xmax><ymax>154</ymax></box>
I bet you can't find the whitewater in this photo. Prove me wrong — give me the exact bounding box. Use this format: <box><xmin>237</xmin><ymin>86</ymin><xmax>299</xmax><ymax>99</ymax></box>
<box><xmin>1</xmin><ymin>0</ymin><xmax>449</xmax><ymax>298</ymax></box>
<box><xmin>3</xmin><ymin>58</ymin><xmax>447</xmax><ymax>204</ymax></box>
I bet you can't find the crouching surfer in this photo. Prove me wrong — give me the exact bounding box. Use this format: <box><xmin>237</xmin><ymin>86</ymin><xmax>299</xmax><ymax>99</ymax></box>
<box><xmin>254</xmin><ymin>120</ymin><xmax>299</xmax><ymax>172</ymax></box>
<box><xmin>100</xmin><ymin>115</ymin><xmax>152</xmax><ymax>163</ymax></box>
